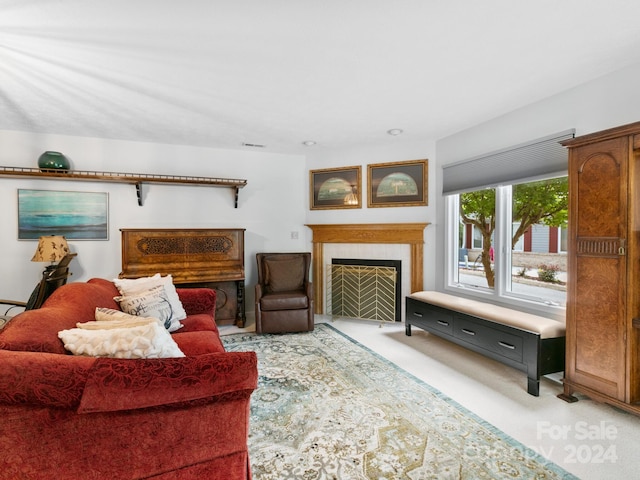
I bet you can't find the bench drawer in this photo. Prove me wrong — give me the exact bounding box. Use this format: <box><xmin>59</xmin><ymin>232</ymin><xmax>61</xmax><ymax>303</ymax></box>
<box><xmin>454</xmin><ymin>315</ymin><xmax>524</xmax><ymax>362</ymax></box>
<box><xmin>406</xmin><ymin>298</ymin><xmax>454</xmax><ymax>335</ymax></box>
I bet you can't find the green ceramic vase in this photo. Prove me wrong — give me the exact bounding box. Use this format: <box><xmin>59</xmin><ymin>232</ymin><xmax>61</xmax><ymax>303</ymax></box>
<box><xmin>38</xmin><ymin>151</ymin><xmax>70</xmax><ymax>171</ymax></box>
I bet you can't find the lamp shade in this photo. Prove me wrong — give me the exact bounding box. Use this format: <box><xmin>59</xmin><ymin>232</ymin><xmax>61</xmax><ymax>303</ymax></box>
<box><xmin>31</xmin><ymin>235</ymin><xmax>70</xmax><ymax>263</ymax></box>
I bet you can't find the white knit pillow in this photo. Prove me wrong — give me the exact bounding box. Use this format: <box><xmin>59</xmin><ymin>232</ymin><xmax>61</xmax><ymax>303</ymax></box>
<box><xmin>58</xmin><ymin>318</ymin><xmax>185</xmax><ymax>359</ymax></box>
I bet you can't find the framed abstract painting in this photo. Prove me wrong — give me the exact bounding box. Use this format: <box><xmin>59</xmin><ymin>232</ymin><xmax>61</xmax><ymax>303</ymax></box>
<box><xmin>18</xmin><ymin>189</ymin><xmax>109</xmax><ymax>240</ymax></box>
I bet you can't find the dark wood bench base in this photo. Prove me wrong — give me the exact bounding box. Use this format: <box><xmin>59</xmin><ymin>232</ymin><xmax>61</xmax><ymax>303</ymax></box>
<box><xmin>406</xmin><ymin>294</ymin><xmax>566</xmax><ymax>396</ymax></box>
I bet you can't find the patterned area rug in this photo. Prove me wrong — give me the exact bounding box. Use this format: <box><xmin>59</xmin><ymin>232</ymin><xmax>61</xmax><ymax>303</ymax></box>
<box><xmin>222</xmin><ymin>323</ymin><xmax>576</xmax><ymax>480</ymax></box>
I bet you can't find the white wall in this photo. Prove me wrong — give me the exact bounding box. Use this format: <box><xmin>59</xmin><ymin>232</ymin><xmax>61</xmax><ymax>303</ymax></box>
<box><xmin>0</xmin><ymin>130</ymin><xmax>307</xmax><ymax>314</ymax></box>
<box><xmin>304</xmin><ymin>139</ymin><xmax>438</xmax><ymax>293</ymax></box>
<box><xmin>5</xmin><ymin>61</ymin><xmax>640</xmax><ymax>319</ymax></box>
<box><xmin>434</xmin><ymin>61</ymin><xmax>640</xmax><ymax>296</ymax></box>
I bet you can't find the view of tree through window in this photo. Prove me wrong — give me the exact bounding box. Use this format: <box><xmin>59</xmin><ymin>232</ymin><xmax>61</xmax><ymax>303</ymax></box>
<box><xmin>455</xmin><ymin>176</ymin><xmax>568</xmax><ymax>307</ymax></box>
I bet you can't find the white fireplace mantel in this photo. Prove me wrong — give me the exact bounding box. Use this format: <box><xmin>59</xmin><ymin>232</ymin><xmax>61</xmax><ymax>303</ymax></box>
<box><xmin>305</xmin><ymin>223</ymin><xmax>429</xmax><ymax>314</ymax></box>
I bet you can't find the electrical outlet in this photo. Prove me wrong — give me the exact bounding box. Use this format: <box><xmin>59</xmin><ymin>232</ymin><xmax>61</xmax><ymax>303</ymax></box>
<box><xmin>291</xmin><ymin>231</ymin><xmax>299</xmax><ymax>239</ymax></box>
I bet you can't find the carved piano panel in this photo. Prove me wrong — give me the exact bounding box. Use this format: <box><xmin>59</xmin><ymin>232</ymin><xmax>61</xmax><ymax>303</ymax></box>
<box><xmin>120</xmin><ymin>228</ymin><xmax>246</xmax><ymax>327</ymax></box>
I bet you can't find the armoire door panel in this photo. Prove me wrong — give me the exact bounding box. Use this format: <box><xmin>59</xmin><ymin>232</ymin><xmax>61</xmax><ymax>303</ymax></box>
<box><xmin>573</xmin><ymin>256</ymin><xmax>626</xmax><ymax>398</ymax></box>
<box><xmin>575</xmin><ymin>139</ymin><xmax>625</xmax><ymax>239</ymax></box>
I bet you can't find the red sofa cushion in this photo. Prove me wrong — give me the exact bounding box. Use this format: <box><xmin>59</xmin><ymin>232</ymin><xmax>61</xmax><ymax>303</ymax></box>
<box><xmin>172</xmin><ymin>330</ymin><xmax>225</xmax><ymax>356</ymax></box>
<box><xmin>0</xmin><ymin>280</ymin><xmax>121</xmax><ymax>354</ymax></box>
<box><xmin>180</xmin><ymin>312</ymin><xmax>219</xmax><ymax>332</ymax></box>
<box><xmin>0</xmin><ymin>280</ymin><xmax>222</xmax><ymax>356</ymax></box>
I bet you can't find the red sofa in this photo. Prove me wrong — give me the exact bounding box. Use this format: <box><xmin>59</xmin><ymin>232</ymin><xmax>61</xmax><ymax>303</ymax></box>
<box><xmin>0</xmin><ymin>278</ymin><xmax>258</xmax><ymax>480</ymax></box>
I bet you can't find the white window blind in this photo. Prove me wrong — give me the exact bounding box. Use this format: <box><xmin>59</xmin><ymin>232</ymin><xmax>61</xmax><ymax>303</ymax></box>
<box><xmin>442</xmin><ymin>130</ymin><xmax>575</xmax><ymax>195</ymax></box>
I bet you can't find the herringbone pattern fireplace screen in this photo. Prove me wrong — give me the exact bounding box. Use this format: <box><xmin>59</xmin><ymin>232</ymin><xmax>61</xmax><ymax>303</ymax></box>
<box><xmin>327</xmin><ymin>264</ymin><xmax>397</xmax><ymax>323</ymax></box>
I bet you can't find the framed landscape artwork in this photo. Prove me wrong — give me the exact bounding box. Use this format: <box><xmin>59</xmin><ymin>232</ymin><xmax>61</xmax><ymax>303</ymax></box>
<box><xmin>367</xmin><ymin>159</ymin><xmax>428</xmax><ymax>207</ymax></box>
<box><xmin>18</xmin><ymin>189</ymin><xmax>109</xmax><ymax>240</ymax></box>
<box><xmin>310</xmin><ymin>166</ymin><xmax>361</xmax><ymax>210</ymax></box>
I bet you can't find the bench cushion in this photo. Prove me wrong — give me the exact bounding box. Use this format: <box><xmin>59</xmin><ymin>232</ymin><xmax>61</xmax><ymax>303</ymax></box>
<box><xmin>408</xmin><ymin>291</ymin><xmax>565</xmax><ymax>339</ymax></box>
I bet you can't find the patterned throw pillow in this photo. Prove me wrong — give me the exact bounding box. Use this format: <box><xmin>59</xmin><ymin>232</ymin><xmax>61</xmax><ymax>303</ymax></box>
<box><xmin>113</xmin><ymin>273</ymin><xmax>187</xmax><ymax>323</ymax></box>
<box><xmin>114</xmin><ymin>285</ymin><xmax>183</xmax><ymax>332</ymax></box>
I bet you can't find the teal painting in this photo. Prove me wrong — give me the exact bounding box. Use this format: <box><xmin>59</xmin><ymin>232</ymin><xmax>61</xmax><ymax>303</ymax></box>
<box><xmin>18</xmin><ymin>189</ymin><xmax>109</xmax><ymax>240</ymax></box>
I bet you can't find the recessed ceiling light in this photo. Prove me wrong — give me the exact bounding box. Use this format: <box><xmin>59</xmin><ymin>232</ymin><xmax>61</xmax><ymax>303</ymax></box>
<box><xmin>302</xmin><ymin>140</ymin><xmax>317</xmax><ymax>146</ymax></box>
<box><xmin>387</xmin><ymin>129</ymin><xmax>403</xmax><ymax>136</ymax></box>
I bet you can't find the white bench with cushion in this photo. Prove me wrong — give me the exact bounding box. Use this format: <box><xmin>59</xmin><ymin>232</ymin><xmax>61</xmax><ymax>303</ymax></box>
<box><xmin>406</xmin><ymin>291</ymin><xmax>566</xmax><ymax>396</ymax></box>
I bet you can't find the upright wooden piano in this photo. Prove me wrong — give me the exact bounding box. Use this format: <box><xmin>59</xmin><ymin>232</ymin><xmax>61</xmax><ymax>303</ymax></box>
<box><xmin>119</xmin><ymin>228</ymin><xmax>246</xmax><ymax>327</ymax></box>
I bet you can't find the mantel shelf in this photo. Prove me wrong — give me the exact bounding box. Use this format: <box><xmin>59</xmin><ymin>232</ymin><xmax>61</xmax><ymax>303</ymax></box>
<box><xmin>0</xmin><ymin>166</ymin><xmax>247</xmax><ymax>207</ymax></box>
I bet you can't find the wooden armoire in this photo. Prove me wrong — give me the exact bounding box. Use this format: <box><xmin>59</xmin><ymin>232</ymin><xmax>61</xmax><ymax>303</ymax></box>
<box><xmin>559</xmin><ymin>121</ymin><xmax>640</xmax><ymax>415</ymax></box>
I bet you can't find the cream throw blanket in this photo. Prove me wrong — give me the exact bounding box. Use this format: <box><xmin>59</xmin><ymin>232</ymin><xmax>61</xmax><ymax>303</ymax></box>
<box><xmin>58</xmin><ymin>316</ymin><xmax>184</xmax><ymax>359</ymax></box>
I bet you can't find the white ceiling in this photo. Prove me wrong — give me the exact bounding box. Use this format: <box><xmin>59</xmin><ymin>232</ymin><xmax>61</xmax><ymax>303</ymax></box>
<box><xmin>3</xmin><ymin>0</ymin><xmax>640</xmax><ymax>155</ymax></box>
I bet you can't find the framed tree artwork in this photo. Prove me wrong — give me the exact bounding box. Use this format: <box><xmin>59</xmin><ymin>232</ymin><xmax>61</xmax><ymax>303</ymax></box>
<box><xmin>309</xmin><ymin>166</ymin><xmax>361</xmax><ymax>210</ymax></box>
<box><xmin>367</xmin><ymin>159</ymin><xmax>428</xmax><ymax>207</ymax></box>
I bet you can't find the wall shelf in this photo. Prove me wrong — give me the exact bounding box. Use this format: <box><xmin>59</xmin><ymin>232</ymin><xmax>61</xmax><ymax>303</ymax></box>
<box><xmin>0</xmin><ymin>166</ymin><xmax>247</xmax><ymax>207</ymax></box>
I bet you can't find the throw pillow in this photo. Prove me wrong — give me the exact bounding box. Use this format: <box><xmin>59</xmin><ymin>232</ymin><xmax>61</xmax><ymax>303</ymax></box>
<box><xmin>58</xmin><ymin>318</ymin><xmax>185</xmax><ymax>358</ymax></box>
<box><xmin>265</xmin><ymin>256</ymin><xmax>305</xmax><ymax>292</ymax></box>
<box><xmin>95</xmin><ymin>307</ymin><xmax>156</xmax><ymax>323</ymax></box>
<box><xmin>113</xmin><ymin>274</ymin><xmax>187</xmax><ymax>322</ymax></box>
<box><xmin>114</xmin><ymin>285</ymin><xmax>183</xmax><ymax>332</ymax></box>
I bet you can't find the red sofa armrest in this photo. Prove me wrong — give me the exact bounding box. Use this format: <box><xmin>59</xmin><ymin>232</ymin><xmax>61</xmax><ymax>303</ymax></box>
<box><xmin>0</xmin><ymin>350</ymin><xmax>96</xmax><ymax>408</ymax></box>
<box><xmin>78</xmin><ymin>351</ymin><xmax>257</xmax><ymax>413</ymax></box>
<box><xmin>177</xmin><ymin>287</ymin><xmax>217</xmax><ymax>316</ymax></box>
<box><xmin>0</xmin><ymin>349</ymin><xmax>258</xmax><ymax>413</ymax></box>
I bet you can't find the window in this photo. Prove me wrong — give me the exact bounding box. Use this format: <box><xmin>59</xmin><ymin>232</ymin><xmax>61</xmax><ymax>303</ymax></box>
<box><xmin>472</xmin><ymin>225</ymin><xmax>484</xmax><ymax>249</ymax></box>
<box><xmin>443</xmin><ymin>130</ymin><xmax>573</xmax><ymax>313</ymax></box>
<box><xmin>559</xmin><ymin>227</ymin><xmax>568</xmax><ymax>253</ymax></box>
<box><xmin>446</xmin><ymin>176</ymin><xmax>567</xmax><ymax>308</ymax></box>
<box><xmin>512</xmin><ymin>223</ymin><xmax>524</xmax><ymax>252</ymax></box>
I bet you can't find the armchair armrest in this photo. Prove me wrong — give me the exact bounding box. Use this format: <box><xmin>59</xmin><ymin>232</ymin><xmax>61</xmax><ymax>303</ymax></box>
<box><xmin>255</xmin><ymin>283</ymin><xmax>264</xmax><ymax>301</ymax></box>
<box><xmin>176</xmin><ymin>288</ymin><xmax>217</xmax><ymax>316</ymax></box>
<box><xmin>0</xmin><ymin>299</ymin><xmax>26</xmax><ymax>316</ymax></box>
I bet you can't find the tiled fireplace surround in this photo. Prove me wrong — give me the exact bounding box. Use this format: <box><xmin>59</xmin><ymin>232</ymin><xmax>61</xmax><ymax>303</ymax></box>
<box><xmin>306</xmin><ymin>223</ymin><xmax>429</xmax><ymax>320</ymax></box>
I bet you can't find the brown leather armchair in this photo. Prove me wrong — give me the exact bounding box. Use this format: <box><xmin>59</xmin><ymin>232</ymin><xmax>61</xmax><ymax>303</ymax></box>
<box><xmin>255</xmin><ymin>252</ymin><xmax>314</xmax><ymax>334</ymax></box>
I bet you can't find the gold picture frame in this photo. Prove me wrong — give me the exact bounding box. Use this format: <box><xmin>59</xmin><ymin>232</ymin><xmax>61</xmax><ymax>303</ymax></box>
<box><xmin>367</xmin><ymin>159</ymin><xmax>428</xmax><ymax>207</ymax></box>
<box><xmin>309</xmin><ymin>166</ymin><xmax>362</xmax><ymax>210</ymax></box>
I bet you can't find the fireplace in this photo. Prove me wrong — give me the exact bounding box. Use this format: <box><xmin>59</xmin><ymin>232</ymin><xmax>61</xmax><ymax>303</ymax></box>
<box><xmin>306</xmin><ymin>223</ymin><xmax>430</xmax><ymax>318</ymax></box>
<box><xmin>328</xmin><ymin>258</ymin><xmax>402</xmax><ymax>322</ymax></box>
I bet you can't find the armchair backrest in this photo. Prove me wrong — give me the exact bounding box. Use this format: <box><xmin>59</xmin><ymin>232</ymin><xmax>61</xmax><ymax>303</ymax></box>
<box><xmin>25</xmin><ymin>253</ymin><xmax>77</xmax><ymax>310</ymax></box>
<box><xmin>256</xmin><ymin>253</ymin><xmax>311</xmax><ymax>293</ymax></box>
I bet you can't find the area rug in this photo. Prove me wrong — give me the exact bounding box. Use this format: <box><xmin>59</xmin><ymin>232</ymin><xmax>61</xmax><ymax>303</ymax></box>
<box><xmin>222</xmin><ymin>323</ymin><xmax>576</xmax><ymax>480</ymax></box>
